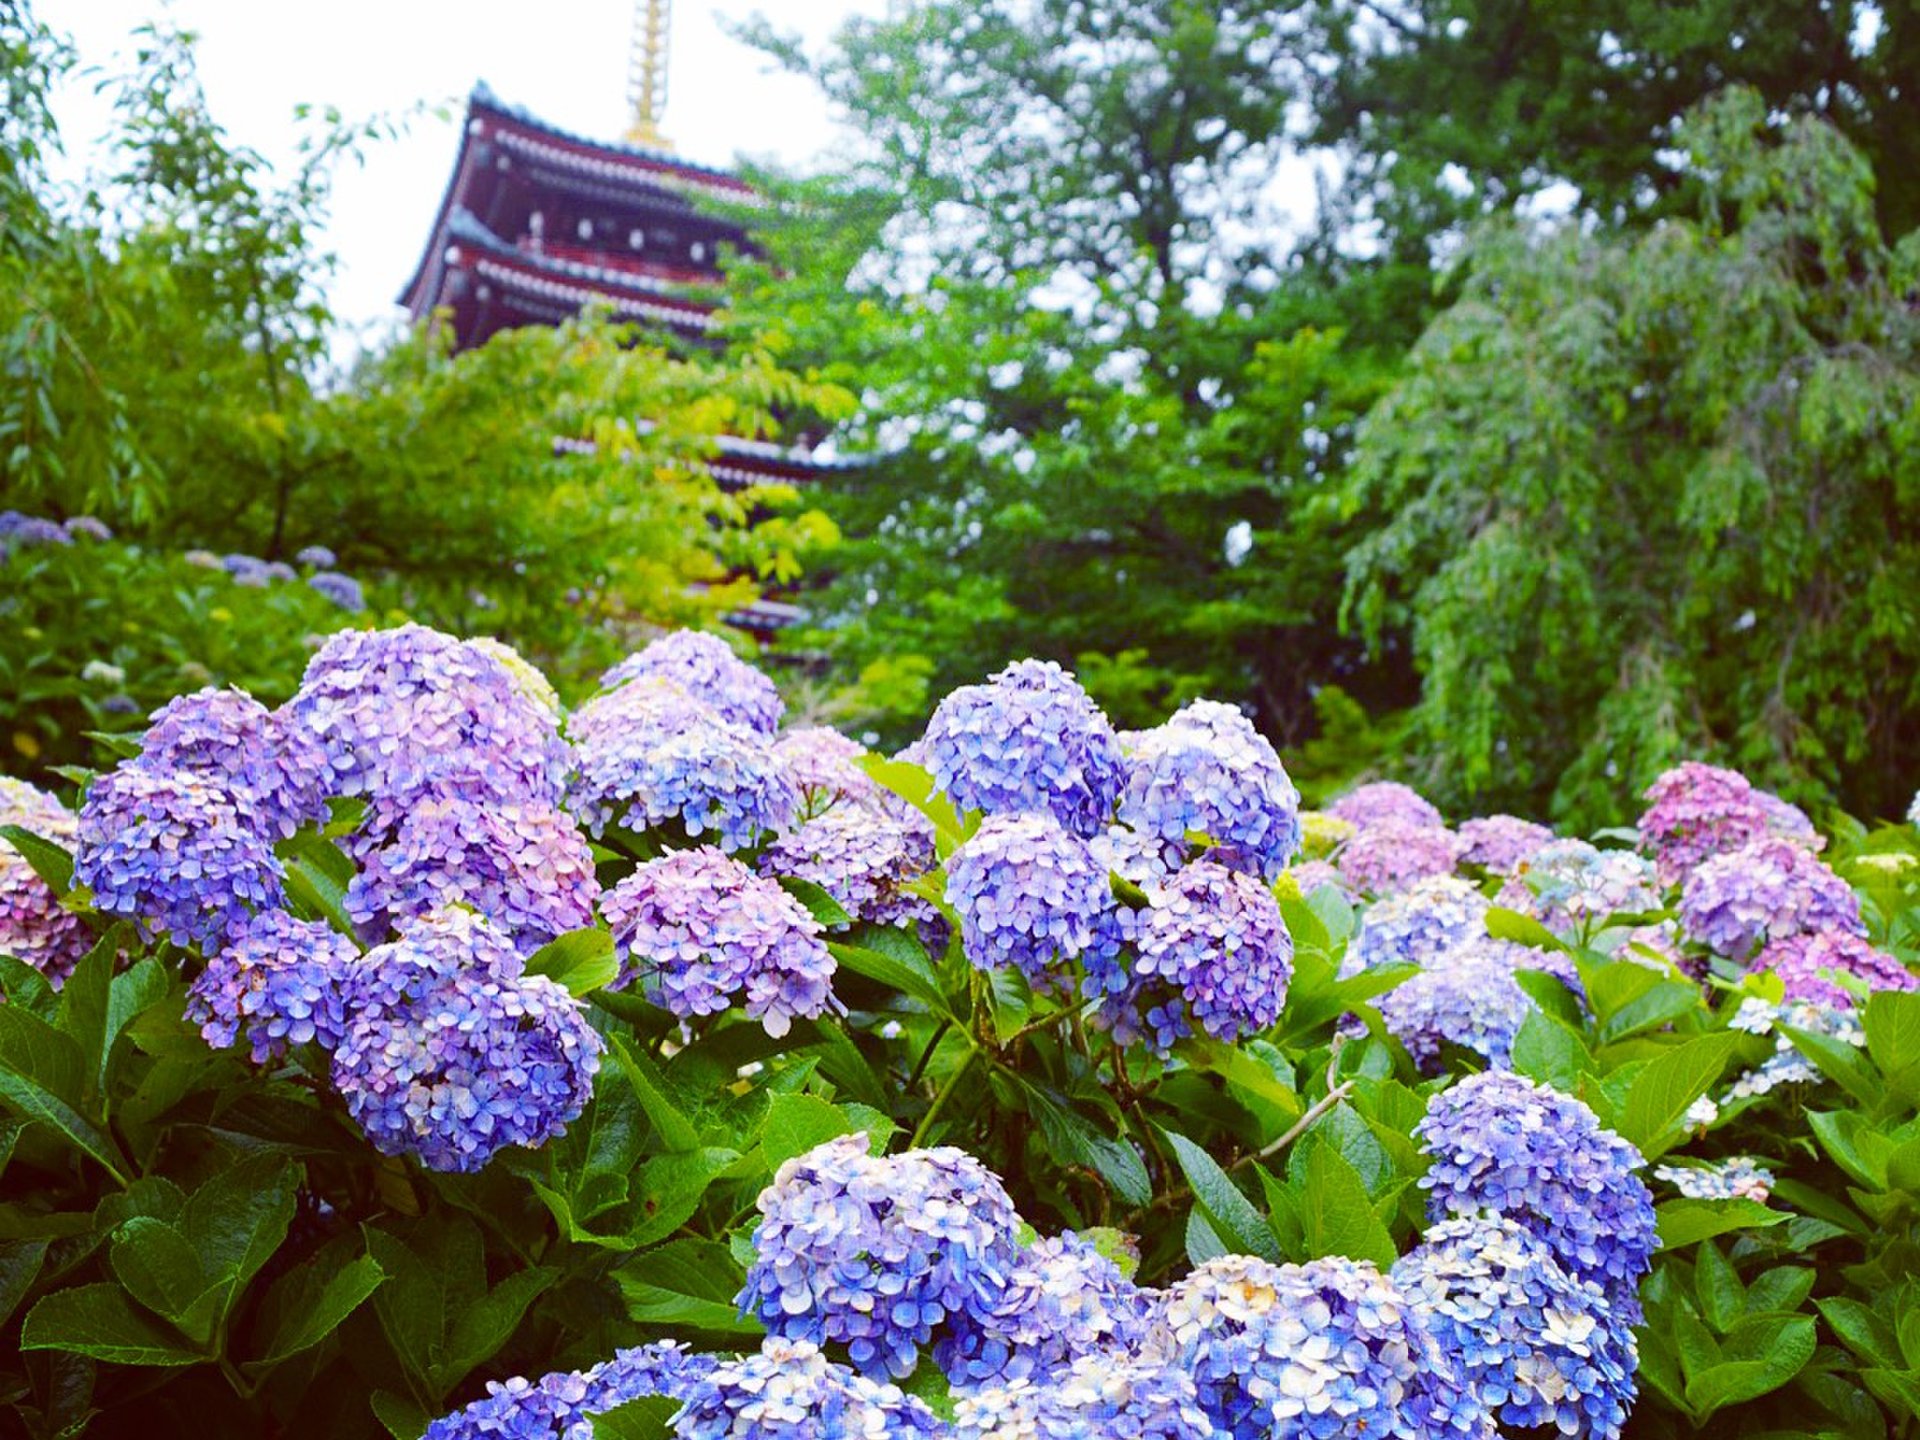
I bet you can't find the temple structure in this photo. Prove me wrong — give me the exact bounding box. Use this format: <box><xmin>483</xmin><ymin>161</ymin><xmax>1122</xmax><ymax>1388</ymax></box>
<box><xmin>401</xmin><ymin>46</ymin><xmax>843</xmax><ymax>632</ymax></box>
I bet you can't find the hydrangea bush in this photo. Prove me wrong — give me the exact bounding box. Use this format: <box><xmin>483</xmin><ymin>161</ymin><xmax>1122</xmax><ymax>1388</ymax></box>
<box><xmin>2</xmin><ymin>633</ymin><xmax>1917</xmax><ymax>1439</ymax></box>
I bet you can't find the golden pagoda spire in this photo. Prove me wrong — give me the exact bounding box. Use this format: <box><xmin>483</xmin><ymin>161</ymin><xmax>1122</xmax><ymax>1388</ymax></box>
<box><xmin>624</xmin><ymin>0</ymin><xmax>674</xmax><ymax>149</ymax></box>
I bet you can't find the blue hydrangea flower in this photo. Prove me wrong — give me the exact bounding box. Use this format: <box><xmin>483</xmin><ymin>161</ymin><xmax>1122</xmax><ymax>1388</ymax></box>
<box><xmin>771</xmin><ymin>726</ymin><xmax>891</xmax><ymax>817</ymax></box>
<box><xmin>331</xmin><ymin>910</ymin><xmax>601</xmax><ymax>1172</ymax></box>
<box><xmin>1416</xmin><ymin>1070</ymin><xmax>1656</xmax><ymax>1324</ymax></box>
<box><xmin>1336</xmin><ymin>822</ymin><xmax>1467</xmax><ymax>896</ymax></box>
<box><xmin>675</xmin><ymin>1338</ymin><xmax>946</xmax><ymax>1438</ymax></box>
<box><xmin>1148</xmin><ymin>1253</ymin><xmax>1484</xmax><ymax>1439</ymax></box>
<box><xmin>1118</xmin><ymin>699</ymin><xmax>1301</xmax><ymax>879</ymax></box>
<box><xmin>139</xmin><ymin>687</ymin><xmax>330</xmax><ymax>838</ymax></box>
<box><xmin>758</xmin><ymin>807</ymin><xmax>945</xmax><ymax>950</ymax></box>
<box><xmin>464</xmin><ymin>636</ymin><xmax>565</xmax><ymax>725</ymax></box>
<box><xmin>568</xmin><ymin>680</ymin><xmax>797</xmax><ymax>851</ymax></box>
<box><xmin>346</xmin><ymin>797</ymin><xmax>598</xmax><ymax>951</ymax></box>
<box><xmin>63</xmin><ymin>515</ymin><xmax>113</xmax><ymax>542</ymax></box>
<box><xmin>601</xmin><ymin>847</ymin><xmax>837</xmax><ymax>1037</ymax></box>
<box><xmin>1498</xmin><ymin>840</ymin><xmax>1661</xmax><ymax>938</ymax></box>
<box><xmin>1679</xmin><ymin>836</ymin><xmax>1865</xmax><ymax>959</ymax></box>
<box><xmin>308</xmin><ymin>571</ymin><xmax>367</xmax><ymax>612</ymax></box>
<box><xmin>0</xmin><ymin>511</ymin><xmax>74</xmax><ymax>551</ymax></box>
<box><xmin>422</xmin><ymin>1341</ymin><xmax>716</xmax><ymax>1440</ymax></box>
<box><xmin>952</xmin><ymin>1353</ymin><xmax>1217</xmax><ymax>1440</ymax></box>
<box><xmin>942</xmin><ymin>1230</ymin><xmax>1151</xmax><ymax>1386</ymax></box>
<box><xmin>1346</xmin><ymin>875</ymin><xmax>1489</xmax><ymax>973</ymax></box>
<box><xmin>1089</xmin><ymin>824</ymin><xmax>1182</xmax><ymax>886</ymax></box>
<box><xmin>1393</xmin><ymin>1215</ymin><xmax>1637</xmax><ymax>1440</ymax></box>
<box><xmin>1091</xmin><ymin>861</ymin><xmax>1291</xmax><ymax>1052</ymax></box>
<box><xmin>1456</xmin><ymin>815</ymin><xmax>1555</xmax><ymax>876</ymax></box>
<box><xmin>738</xmin><ymin>1133</ymin><xmax>1024</xmax><ymax>1380</ymax></box>
<box><xmin>920</xmin><ymin>659</ymin><xmax>1127</xmax><ymax>838</ymax></box>
<box><xmin>186</xmin><ymin>910</ymin><xmax>358</xmax><ymax>1063</ymax></box>
<box><xmin>75</xmin><ymin>767</ymin><xmax>284</xmax><ymax>950</ymax></box>
<box><xmin>1652</xmin><ymin>1157</ymin><xmax>1774</xmax><ymax>1202</ymax></box>
<box><xmin>295</xmin><ymin>544</ymin><xmax>337</xmax><ymax>568</ymax></box>
<box><xmin>1377</xmin><ymin>948</ymin><xmax>1536</xmax><ymax>1072</ymax></box>
<box><xmin>0</xmin><ymin>780</ymin><xmax>91</xmax><ymax>985</ymax></box>
<box><xmin>601</xmin><ymin>629</ymin><xmax>785</xmax><ymax>735</ymax></box>
<box><xmin>947</xmin><ymin>813</ymin><xmax>1115</xmax><ymax>991</ymax></box>
<box><xmin>285</xmin><ymin>624</ymin><xmax>569</xmax><ymax>809</ymax></box>
<box><xmin>1327</xmin><ymin>782</ymin><xmax>1443</xmax><ymax>831</ymax></box>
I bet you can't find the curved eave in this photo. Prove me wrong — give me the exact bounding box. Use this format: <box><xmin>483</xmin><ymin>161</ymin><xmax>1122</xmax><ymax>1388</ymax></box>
<box><xmin>456</xmin><ymin>247</ymin><xmax>718</xmax><ymax>333</ymax></box>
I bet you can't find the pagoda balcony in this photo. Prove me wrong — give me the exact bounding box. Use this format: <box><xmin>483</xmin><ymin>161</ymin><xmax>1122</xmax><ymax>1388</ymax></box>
<box><xmin>521</xmin><ymin>238</ymin><xmax>721</xmax><ymax>291</ymax></box>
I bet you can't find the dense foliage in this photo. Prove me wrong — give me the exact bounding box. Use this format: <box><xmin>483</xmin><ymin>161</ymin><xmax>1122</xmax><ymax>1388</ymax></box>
<box><xmin>2</xmin><ymin>626</ymin><xmax>1919</xmax><ymax>1438</ymax></box>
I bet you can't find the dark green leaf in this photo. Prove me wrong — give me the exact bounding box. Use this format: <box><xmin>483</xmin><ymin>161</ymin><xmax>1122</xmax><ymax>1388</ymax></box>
<box><xmin>1656</xmin><ymin>1198</ymin><xmax>1789</xmax><ymax>1250</ymax></box>
<box><xmin>761</xmin><ymin>1092</ymin><xmax>854</xmax><ymax>1171</ymax></box>
<box><xmin>1</xmin><ymin>824</ymin><xmax>74</xmax><ymax>895</ymax></box>
<box><xmin>1162</xmin><ymin>1129</ymin><xmax>1280</xmax><ymax>1261</ymax></box>
<box><xmin>776</xmin><ymin>876</ymin><xmax>853</xmax><ymax>929</ymax></box>
<box><xmin>1617</xmin><ymin>1034</ymin><xmax>1738</xmax><ymax>1158</ymax></box>
<box><xmin>247</xmin><ymin>1250</ymin><xmax>384</xmax><ymax>1369</ymax></box>
<box><xmin>592</xmin><ymin>1396</ymin><xmax>681</xmax><ymax>1439</ymax></box>
<box><xmin>22</xmin><ymin>1283</ymin><xmax>206</xmax><ymax>1366</ymax></box>
<box><xmin>0</xmin><ymin>1006</ymin><xmax>128</xmax><ymax>1184</ymax></box>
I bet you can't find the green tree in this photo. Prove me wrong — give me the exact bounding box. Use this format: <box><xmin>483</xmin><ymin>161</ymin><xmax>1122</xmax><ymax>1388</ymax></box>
<box><xmin>732</xmin><ymin>1</ymin><xmax>1411</xmax><ymax>743</ymax></box>
<box><xmin>1341</xmin><ymin>89</ymin><xmax>1920</xmax><ymax>825</ymax></box>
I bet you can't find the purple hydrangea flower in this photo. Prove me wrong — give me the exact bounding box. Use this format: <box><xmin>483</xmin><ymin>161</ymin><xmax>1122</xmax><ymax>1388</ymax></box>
<box><xmin>1092</xmin><ymin>860</ymin><xmax>1292</xmax><ymax>1052</ymax></box>
<box><xmin>1417</xmin><ymin>1070</ymin><xmax>1656</xmax><ymax>1323</ymax></box>
<box><xmin>1327</xmin><ymin>781</ymin><xmax>1443</xmax><ymax>831</ymax></box>
<box><xmin>185</xmin><ymin>910</ymin><xmax>358</xmax><ymax>1062</ymax></box>
<box><xmin>286</xmin><ymin>625</ymin><xmax>569</xmax><ymax>809</ymax></box>
<box><xmin>1636</xmin><ymin>762</ymin><xmax>1773</xmax><ymax>885</ymax></box>
<box><xmin>946</xmin><ymin>813</ymin><xmax>1115</xmax><ymax>992</ymax></box>
<box><xmin>295</xmin><ymin>544</ymin><xmax>337</xmax><ymax>568</ymax></box>
<box><xmin>758</xmin><ymin>807</ymin><xmax>945</xmax><ymax>950</ymax></box>
<box><xmin>920</xmin><ymin>659</ymin><xmax>1127</xmax><ymax>838</ymax></box>
<box><xmin>1393</xmin><ymin>1215</ymin><xmax>1637</xmax><ymax>1440</ymax></box>
<box><xmin>601</xmin><ymin>630</ymin><xmax>785</xmax><ymax>735</ymax></box>
<box><xmin>1283</xmin><ymin>859</ymin><xmax>1348</xmax><ymax>897</ymax></box>
<box><xmin>676</xmin><ymin>1338</ymin><xmax>946</xmax><ymax>1439</ymax></box>
<box><xmin>1118</xmin><ymin>699</ymin><xmax>1301</xmax><ymax>880</ymax></box>
<box><xmin>62</xmin><ymin>516</ymin><xmax>113</xmax><ymax>542</ymax></box>
<box><xmin>953</xmin><ymin>1354</ymin><xmax>1217</xmax><ymax>1440</ymax></box>
<box><xmin>1377</xmin><ymin>948</ymin><xmax>1536</xmax><ymax>1072</ymax></box>
<box><xmin>0</xmin><ymin>512</ymin><xmax>74</xmax><ymax>550</ymax></box>
<box><xmin>308</xmin><ymin>571</ymin><xmax>366</xmax><ymax>612</ymax></box>
<box><xmin>346</xmin><ymin>797</ymin><xmax>598</xmax><ymax>951</ymax></box>
<box><xmin>464</xmin><ymin>636</ymin><xmax>564</xmax><ymax>725</ymax></box>
<box><xmin>1749</xmin><ymin>930</ymin><xmax>1916</xmax><ymax>1008</ymax></box>
<box><xmin>1456</xmin><ymin>815</ymin><xmax>1555</xmax><ymax>875</ymax></box>
<box><xmin>942</xmin><ymin>1231</ymin><xmax>1151</xmax><ymax>1386</ymax></box>
<box><xmin>1149</xmin><ymin>1253</ymin><xmax>1483</xmax><ymax>1439</ymax></box>
<box><xmin>739</xmin><ymin>1134</ymin><xmax>1025</xmax><ymax>1380</ymax></box>
<box><xmin>1347</xmin><ymin>876</ymin><xmax>1489</xmax><ymax>972</ymax></box>
<box><xmin>423</xmin><ymin>1341</ymin><xmax>716</xmax><ymax>1440</ymax></box>
<box><xmin>224</xmin><ymin>553</ymin><xmax>274</xmax><ymax>586</ymax></box>
<box><xmin>568</xmin><ymin>681</ymin><xmax>797</xmax><ymax>852</ymax></box>
<box><xmin>139</xmin><ymin>687</ymin><xmax>330</xmax><ymax>838</ymax></box>
<box><xmin>1679</xmin><ymin>837</ymin><xmax>1864</xmax><ymax>959</ymax></box>
<box><xmin>74</xmin><ymin>767</ymin><xmax>284</xmax><ymax>950</ymax></box>
<box><xmin>331</xmin><ymin>910</ymin><xmax>601</xmax><ymax>1172</ymax></box>
<box><xmin>601</xmin><ymin>847</ymin><xmax>836</xmax><ymax>1037</ymax></box>
<box><xmin>771</xmin><ymin>726</ymin><xmax>889</xmax><ymax>816</ymax></box>
<box><xmin>1498</xmin><ymin>840</ymin><xmax>1661</xmax><ymax>937</ymax></box>
<box><xmin>1336</xmin><ymin>822</ymin><xmax>1467</xmax><ymax>896</ymax></box>
<box><xmin>0</xmin><ymin>782</ymin><xmax>90</xmax><ymax>985</ymax></box>
<box><xmin>1089</xmin><ymin>823</ymin><xmax>1182</xmax><ymax>886</ymax></box>
<box><xmin>1754</xmin><ymin>790</ymin><xmax>1822</xmax><ymax>848</ymax></box>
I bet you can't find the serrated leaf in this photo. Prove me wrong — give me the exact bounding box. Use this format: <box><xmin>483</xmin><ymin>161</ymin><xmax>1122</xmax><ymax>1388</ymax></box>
<box><xmin>0</xmin><ymin>1006</ymin><xmax>129</xmax><ymax>1184</ymax></box>
<box><xmin>1510</xmin><ymin>1010</ymin><xmax>1592</xmax><ymax>1092</ymax></box>
<box><xmin>1484</xmin><ymin>907</ymin><xmax>1569</xmax><ymax>952</ymax></box>
<box><xmin>1616</xmin><ymin>1033</ymin><xmax>1737</xmax><ymax>1158</ymax></box>
<box><xmin>437</xmin><ymin>1267</ymin><xmax>558</xmax><ymax>1388</ymax></box>
<box><xmin>591</xmin><ymin>1395</ymin><xmax>681</xmax><ymax>1439</ymax></box>
<box><xmin>828</xmin><ymin>939</ymin><xmax>953</xmax><ymax>1017</ymax></box>
<box><xmin>524</xmin><ymin>926</ymin><xmax>619</xmax><ymax>995</ymax></box>
<box><xmin>22</xmin><ymin>1283</ymin><xmax>205</xmax><ymax>1366</ymax></box>
<box><xmin>1</xmin><ymin>824</ymin><xmax>74</xmax><ymax>895</ymax></box>
<box><xmin>1683</xmin><ymin>1315</ymin><xmax>1815</xmax><ymax>1414</ymax></box>
<box><xmin>1655</xmin><ymin>1197</ymin><xmax>1789</xmax><ymax>1249</ymax></box>
<box><xmin>615</xmin><ymin>1237</ymin><xmax>763</xmax><ymax>1335</ymax></box>
<box><xmin>1163</xmin><ymin>1128</ymin><xmax>1280</xmax><ymax>1261</ymax></box>
<box><xmin>1291</xmin><ymin>1140</ymin><xmax>1398</xmax><ymax>1270</ymax></box>
<box><xmin>247</xmin><ymin>1249</ymin><xmax>384</xmax><ymax>1368</ymax></box>
<box><xmin>775</xmin><ymin>875</ymin><xmax>852</xmax><ymax>929</ymax></box>
<box><xmin>761</xmin><ymin>1092</ymin><xmax>853</xmax><ymax>1171</ymax></box>
<box><xmin>609</xmin><ymin>1034</ymin><xmax>701</xmax><ymax>1152</ymax></box>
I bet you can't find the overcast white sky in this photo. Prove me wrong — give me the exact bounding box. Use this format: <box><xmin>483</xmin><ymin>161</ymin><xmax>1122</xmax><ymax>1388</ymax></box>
<box><xmin>40</xmin><ymin>0</ymin><xmax>883</xmax><ymax>345</ymax></box>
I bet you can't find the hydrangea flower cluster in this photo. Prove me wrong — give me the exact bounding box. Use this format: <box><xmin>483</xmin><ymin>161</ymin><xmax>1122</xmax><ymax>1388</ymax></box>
<box><xmin>1377</xmin><ymin>948</ymin><xmax>1536</xmax><ymax>1071</ymax></box>
<box><xmin>675</xmin><ymin>1339</ymin><xmax>946</xmax><ymax>1439</ymax></box>
<box><xmin>1653</xmin><ymin>1158</ymin><xmax>1774</xmax><ymax>1202</ymax></box>
<box><xmin>1392</xmin><ymin>1215</ymin><xmax>1636</xmax><ymax>1440</ymax></box>
<box><xmin>601</xmin><ymin>630</ymin><xmax>785</xmax><ymax>734</ymax></box>
<box><xmin>330</xmin><ymin>910</ymin><xmax>601</xmax><ymax>1172</ymax></box>
<box><xmin>138</xmin><ymin>687</ymin><xmax>331</xmax><ymax>838</ymax></box>
<box><xmin>1095</xmin><ymin>861</ymin><xmax>1292</xmax><ymax>1052</ymax></box>
<box><xmin>185</xmin><ymin>910</ymin><xmax>358</xmax><ymax>1063</ymax></box>
<box><xmin>738</xmin><ymin>1134</ymin><xmax>1024</xmax><ymax>1380</ymax></box>
<box><xmin>568</xmin><ymin>683</ymin><xmax>796</xmax><ymax>851</ymax></box>
<box><xmin>0</xmin><ymin>780</ymin><xmax>92</xmax><ymax>984</ymax></box>
<box><xmin>423</xmin><ymin>1341</ymin><xmax>717</xmax><ymax>1440</ymax></box>
<box><xmin>346</xmin><ymin>797</ymin><xmax>598</xmax><ymax>950</ymax></box>
<box><xmin>1636</xmin><ymin>762</ymin><xmax>1774</xmax><ymax>885</ymax></box>
<box><xmin>1297</xmin><ymin>811</ymin><xmax>1355</xmax><ymax>859</ymax></box>
<box><xmin>1327</xmin><ymin>781</ymin><xmax>1443</xmax><ymax>831</ymax></box>
<box><xmin>308</xmin><ymin>571</ymin><xmax>367</xmax><ymax>612</ymax></box>
<box><xmin>771</xmin><ymin>725</ymin><xmax>888</xmax><ymax>816</ymax></box>
<box><xmin>74</xmin><ymin>768</ymin><xmax>284</xmax><ymax>950</ymax></box>
<box><xmin>944</xmin><ymin>1231</ymin><xmax>1151</xmax><ymax>1385</ymax></box>
<box><xmin>286</xmin><ymin>624</ymin><xmax>569</xmax><ymax>808</ymax></box>
<box><xmin>601</xmin><ymin>847</ymin><xmax>836</xmax><ymax>1038</ymax></box>
<box><xmin>1679</xmin><ymin>837</ymin><xmax>1864</xmax><ymax>958</ymax></box>
<box><xmin>759</xmin><ymin>807</ymin><xmax>942</xmax><ymax>944</ymax></box>
<box><xmin>1456</xmin><ymin>814</ymin><xmax>1555</xmax><ymax>875</ymax></box>
<box><xmin>947</xmin><ymin>814</ymin><xmax>1115</xmax><ymax>990</ymax></box>
<box><xmin>1749</xmin><ymin>929</ymin><xmax>1916</xmax><ymax>1008</ymax></box>
<box><xmin>920</xmin><ymin>659</ymin><xmax>1127</xmax><ymax>838</ymax></box>
<box><xmin>1722</xmin><ymin>997</ymin><xmax>1865</xmax><ymax>1101</ymax></box>
<box><xmin>1335</xmin><ymin>821</ymin><xmax>1466</xmax><ymax>896</ymax></box>
<box><xmin>1347</xmin><ymin>875</ymin><xmax>1489</xmax><ymax>972</ymax></box>
<box><xmin>0</xmin><ymin>510</ymin><xmax>75</xmax><ymax>553</ymax></box>
<box><xmin>465</xmin><ymin>635</ymin><xmax>564</xmax><ymax>723</ymax></box>
<box><xmin>952</xmin><ymin>1354</ymin><xmax>1217</xmax><ymax>1440</ymax></box>
<box><xmin>1282</xmin><ymin>859</ymin><xmax>1346</xmax><ymax>897</ymax></box>
<box><xmin>1417</xmin><ymin>1070</ymin><xmax>1656</xmax><ymax>1323</ymax></box>
<box><xmin>1118</xmin><ymin>699</ymin><xmax>1301</xmax><ymax>879</ymax></box>
<box><xmin>1500</xmin><ymin>840</ymin><xmax>1660</xmax><ymax>936</ymax></box>
<box><xmin>1148</xmin><ymin>1253</ymin><xmax>1482</xmax><ymax>1439</ymax></box>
